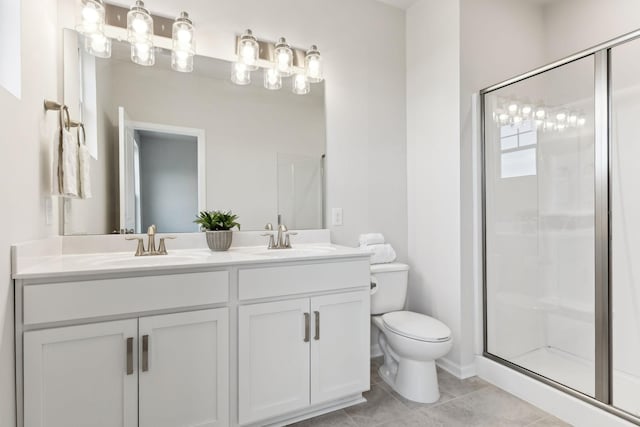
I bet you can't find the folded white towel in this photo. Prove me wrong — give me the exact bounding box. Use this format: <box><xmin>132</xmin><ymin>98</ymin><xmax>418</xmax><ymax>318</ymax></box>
<box><xmin>52</xmin><ymin>127</ymin><xmax>79</xmax><ymax>198</ymax></box>
<box><xmin>78</xmin><ymin>140</ymin><xmax>92</xmax><ymax>199</ymax></box>
<box><xmin>360</xmin><ymin>243</ymin><xmax>397</xmax><ymax>264</ymax></box>
<box><xmin>358</xmin><ymin>233</ymin><xmax>385</xmax><ymax>246</ymax></box>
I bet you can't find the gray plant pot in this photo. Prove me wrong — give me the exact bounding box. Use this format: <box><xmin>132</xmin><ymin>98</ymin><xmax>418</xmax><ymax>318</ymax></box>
<box><xmin>205</xmin><ymin>230</ymin><xmax>233</xmax><ymax>251</ymax></box>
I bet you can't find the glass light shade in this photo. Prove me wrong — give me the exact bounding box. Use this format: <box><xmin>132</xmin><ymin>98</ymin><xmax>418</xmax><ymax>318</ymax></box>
<box><xmin>507</xmin><ymin>103</ymin><xmax>519</xmax><ymax>114</ymax></box>
<box><xmin>84</xmin><ymin>32</ymin><xmax>111</xmax><ymax>58</ymax></box>
<box><xmin>238</xmin><ymin>29</ymin><xmax>259</xmax><ymax>71</ymax></box>
<box><xmin>131</xmin><ymin>40</ymin><xmax>155</xmax><ymax>66</ymax></box>
<box><xmin>305</xmin><ymin>45</ymin><xmax>323</xmax><ymax>83</ymax></box>
<box><xmin>521</xmin><ymin>105</ymin><xmax>532</xmax><ymax>116</ymax></box>
<box><xmin>127</xmin><ymin>0</ymin><xmax>153</xmax><ymax>44</ymax></box>
<box><xmin>231</xmin><ymin>62</ymin><xmax>251</xmax><ymax>85</ymax></box>
<box><xmin>172</xmin><ymin>49</ymin><xmax>193</xmax><ymax>72</ymax></box>
<box><xmin>78</xmin><ymin>0</ymin><xmax>105</xmax><ymax>35</ymax></box>
<box><xmin>172</xmin><ymin>12</ymin><xmax>195</xmax><ymax>55</ymax></box>
<box><xmin>292</xmin><ymin>73</ymin><xmax>310</xmax><ymax>95</ymax></box>
<box><xmin>264</xmin><ymin>67</ymin><xmax>282</xmax><ymax>90</ymax></box>
<box><xmin>535</xmin><ymin>107</ymin><xmax>546</xmax><ymax>119</ymax></box>
<box><xmin>274</xmin><ymin>38</ymin><xmax>293</xmax><ymax>77</ymax></box>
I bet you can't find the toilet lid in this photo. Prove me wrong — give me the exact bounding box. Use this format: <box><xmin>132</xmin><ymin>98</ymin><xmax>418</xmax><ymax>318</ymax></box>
<box><xmin>382</xmin><ymin>311</ymin><xmax>451</xmax><ymax>343</ymax></box>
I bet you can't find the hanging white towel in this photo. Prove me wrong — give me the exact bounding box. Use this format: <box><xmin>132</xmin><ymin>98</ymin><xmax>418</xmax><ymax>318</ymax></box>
<box><xmin>360</xmin><ymin>243</ymin><xmax>397</xmax><ymax>264</ymax></box>
<box><xmin>78</xmin><ymin>125</ymin><xmax>92</xmax><ymax>199</ymax></box>
<box><xmin>51</xmin><ymin>107</ymin><xmax>79</xmax><ymax>198</ymax></box>
<box><xmin>358</xmin><ymin>233</ymin><xmax>385</xmax><ymax>246</ymax></box>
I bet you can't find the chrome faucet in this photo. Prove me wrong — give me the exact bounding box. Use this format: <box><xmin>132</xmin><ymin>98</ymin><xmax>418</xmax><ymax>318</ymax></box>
<box><xmin>126</xmin><ymin>224</ymin><xmax>176</xmax><ymax>256</ymax></box>
<box><xmin>262</xmin><ymin>222</ymin><xmax>297</xmax><ymax>249</ymax></box>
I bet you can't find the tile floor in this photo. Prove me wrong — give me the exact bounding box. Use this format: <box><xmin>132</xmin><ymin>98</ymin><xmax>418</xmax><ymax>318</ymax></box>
<box><xmin>290</xmin><ymin>357</ymin><xmax>571</xmax><ymax>427</ymax></box>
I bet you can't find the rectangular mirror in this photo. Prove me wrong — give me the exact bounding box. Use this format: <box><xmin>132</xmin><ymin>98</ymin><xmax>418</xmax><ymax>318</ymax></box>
<box><xmin>62</xmin><ymin>29</ymin><xmax>326</xmax><ymax>235</ymax></box>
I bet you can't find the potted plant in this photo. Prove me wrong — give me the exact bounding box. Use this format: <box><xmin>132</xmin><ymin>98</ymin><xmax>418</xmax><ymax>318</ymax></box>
<box><xmin>195</xmin><ymin>210</ymin><xmax>241</xmax><ymax>251</ymax></box>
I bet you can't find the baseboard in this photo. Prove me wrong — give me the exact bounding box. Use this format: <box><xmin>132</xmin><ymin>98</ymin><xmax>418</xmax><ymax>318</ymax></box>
<box><xmin>476</xmin><ymin>355</ymin><xmax>638</xmax><ymax>427</ymax></box>
<box><xmin>436</xmin><ymin>356</ymin><xmax>477</xmax><ymax>379</ymax></box>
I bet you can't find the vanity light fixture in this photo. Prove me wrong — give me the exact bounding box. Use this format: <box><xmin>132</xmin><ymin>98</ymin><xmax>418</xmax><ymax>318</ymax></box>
<box><xmin>172</xmin><ymin>12</ymin><xmax>195</xmax><ymax>72</ymax></box>
<box><xmin>238</xmin><ymin>29</ymin><xmax>260</xmax><ymax>70</ymax></box>
<box><xmin>292</xmin><ymin>73</ymin><xmax>310</xmax><ymax>95</ymax></box>
<box><xmin>78</xmin><ymin>0</ymin><xmax>111</xmax><ymax>58</ymax></box>
<box><xmin>231</xmin><ymin>62</ymin><xmax>251</xmax><ymax>85</ymax></box>
<box><xmin>264</xmin><ymin>66</ymin><xmax>282</xmax><ymax>90</ymax></box>
<box><xmin>274</xmin><ymin>38</ymin><xmax>294</xmax><ymax>77</ymax></box>
<box><xmin>127</xmin><ymin>0</ymin><xmax>155</xmax><ymax>66</ymax></box>
<box><xmin>305</xmin><ymin>45</ymin><xmax>323</xmax><ymax>83</ymax></box>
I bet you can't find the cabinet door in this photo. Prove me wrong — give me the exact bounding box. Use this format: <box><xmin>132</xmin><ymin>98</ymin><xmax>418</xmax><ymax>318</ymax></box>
<box><xmin>23</xmin><ymin>319</ymin><xmax>138</xmax><ymax>427</ymax></box>
<box><xmin>138</xmin><ymin>308</ymin><xmax>229</xmax><ymax>427</ymax></box>
<box><xmin>310</xmin><ymin>290</ymin><xmax>370</xmax><ymax>405</ymax></box>
<box><xmin>238</xmin><ymin>298</ymin><xmax>310</xmax><ymax>425</ymax></box>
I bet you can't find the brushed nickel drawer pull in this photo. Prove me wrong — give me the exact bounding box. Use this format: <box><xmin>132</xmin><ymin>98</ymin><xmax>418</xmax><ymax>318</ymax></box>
<box><xmin>304</xmin><ymin>313</ymin><xmax>310</xmax><ymax>342</ymax></box>
<box><xmin>142</xmin><ymin>335</ymin><xmax>149</xmax><ymax>372</ymax></box>
<box><xmin>314</xmin><ymin>311</ymin><xmax>320</xmax><ymax>340</ymax></box>
<box><xmin>126</xmin><ymin>337</ymin><xmax>133</xmax><ymax>375</ymax></box>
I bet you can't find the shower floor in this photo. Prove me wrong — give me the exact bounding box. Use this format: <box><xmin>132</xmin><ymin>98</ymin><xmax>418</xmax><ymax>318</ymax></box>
<box><xmin>512</xmin><ymin>347</ymin><xmax>595</xmax><ymax>396</ymax></box>
<box><xmin>511</xmin><ymin>347</ymin><xmax>640</xmax><ymax>417</ymax></box>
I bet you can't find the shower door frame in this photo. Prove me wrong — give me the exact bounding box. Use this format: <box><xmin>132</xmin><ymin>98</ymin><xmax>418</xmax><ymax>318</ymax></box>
<box><xmin>480</xmin><ymin>28</ymin><xmax>640</xmax><ymax>426</ymax></box>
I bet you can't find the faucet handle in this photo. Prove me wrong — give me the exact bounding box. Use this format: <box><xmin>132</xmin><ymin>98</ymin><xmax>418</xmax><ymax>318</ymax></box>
<box><xmin>264</xmin><ymin>223</ymin><xmax>273</xmax><ymax>231</ymax></box>
<box><xmin>284</xmin><ymin>231</ymin><xmax>297</xmax><ymax>248</ymax></box>
<box><xmin>279</xmin><ymin>224</ymin><xmax>288</xmax><ymax>232</ymax></box>
<box><xmin>157</xmin><ymin>236</ymin><xmax>176</xmax><ymax>255</ymax></box>
<box><xmin>261</xmin><ymin>232</ymin><xmax>276</xmax><ymax>249</ymax></box>
<box><xmin>125</xmin><ymin>236</ymin><xmax>146</xmax><ymax>256</ymax></box>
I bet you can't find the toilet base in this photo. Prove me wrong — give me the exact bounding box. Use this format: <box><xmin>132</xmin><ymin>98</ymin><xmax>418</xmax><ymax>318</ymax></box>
<box><xmin>378</xmin><ymin>358</ymin><xmax>440</xmax><ymax>403</ymax></box>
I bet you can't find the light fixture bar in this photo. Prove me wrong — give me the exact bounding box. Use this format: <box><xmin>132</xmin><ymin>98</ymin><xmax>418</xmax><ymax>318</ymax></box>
<box><xmin>234</xmin><ymin>35</ymin><xmax>307</xmax><ymax>68</ymax></box>
<box><xmin>103</xmin><ymin>2</ymin><xmax>173</xmax><ymax>38</ymax></box>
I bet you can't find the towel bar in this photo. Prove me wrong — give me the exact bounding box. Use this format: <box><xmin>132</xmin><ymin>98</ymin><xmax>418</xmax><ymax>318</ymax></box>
<box><xmin>44</xmin><ymin>99</ymin><xmax>83</xmax><ymax>128</ymax></box>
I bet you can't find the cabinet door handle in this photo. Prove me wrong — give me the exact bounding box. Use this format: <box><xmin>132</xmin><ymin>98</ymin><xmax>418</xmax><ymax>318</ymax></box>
<box><xmin>126</xmin><ymin>337</ymin><xmax>134</xmax><ymax>375</ymax></box>
<box><xmin>303</xmin><ymin>313</ymin><xmax>310</xmax><ymax>342</ymax></box>
<box><xmin>142</xmin><ymin>334</ymin><xmax>149</xmax><ymax>372</ymax></box>
<box><xmin>314</xmin><ymin>311</ymin><xmax>320</xmax><ymax>340</ymax></box>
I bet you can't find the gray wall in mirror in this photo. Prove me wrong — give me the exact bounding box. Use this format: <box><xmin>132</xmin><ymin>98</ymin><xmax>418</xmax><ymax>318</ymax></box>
<box><xmin>62</xmin><ymin>30</ymin><xmax>326</xmax><ymax>235</ymax></box>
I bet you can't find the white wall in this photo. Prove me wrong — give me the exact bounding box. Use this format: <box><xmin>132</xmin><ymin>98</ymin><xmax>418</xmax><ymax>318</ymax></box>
<box><xmin>0</xmin><ymin>1</ymin><xmax>61</xmax><ymax>425</ymax></box>
<box><xmin>405</xmin><ymin>0</ymin><xmax>462</xmax><ymax>370</ymax></box>
<box><xmin>542</xmin><ymin>0</ymin><xmax>640</xmax><ymax>62</ymax></box>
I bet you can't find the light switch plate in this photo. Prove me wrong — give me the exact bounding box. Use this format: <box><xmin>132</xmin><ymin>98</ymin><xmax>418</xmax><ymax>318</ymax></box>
<box><xmin>332</xmin><ymin>208</ymin><xmax>343</xmax><ymax>226</ymax></box>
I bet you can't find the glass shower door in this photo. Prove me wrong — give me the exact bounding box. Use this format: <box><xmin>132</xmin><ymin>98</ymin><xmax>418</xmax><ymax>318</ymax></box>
<box><xmin>483</xmin><ymin>56</ymin><xmax>596</xmax><ymax>396</ymax></box>
<box><xmin>611</xmin><ymin>38</ymin><xmax>640</xmax><ymax>417</ymax></box>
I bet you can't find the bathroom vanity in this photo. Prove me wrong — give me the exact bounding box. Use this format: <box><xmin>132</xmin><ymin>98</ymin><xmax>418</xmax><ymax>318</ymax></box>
<box><xmin>12</xmin><ymin>233</ymin><xmax>371</xmax><ymax>427</ymax></box>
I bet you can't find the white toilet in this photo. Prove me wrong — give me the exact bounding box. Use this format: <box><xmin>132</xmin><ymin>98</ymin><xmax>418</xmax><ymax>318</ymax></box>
<box><xmin>371</xmin><ymin>263</ymin><xmax>452</xmax><ymax>403</ymax></box>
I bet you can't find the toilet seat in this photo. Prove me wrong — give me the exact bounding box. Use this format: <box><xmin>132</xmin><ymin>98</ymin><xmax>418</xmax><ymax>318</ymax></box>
<box><xmin>382</xmin><ymin>311</ymin><xmax>451</xmax><ymax>343</ymax></box>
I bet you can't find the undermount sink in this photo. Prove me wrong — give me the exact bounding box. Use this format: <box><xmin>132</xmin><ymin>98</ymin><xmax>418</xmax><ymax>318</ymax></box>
<box><xmin>232</xmin><ymin>245</ymin><xmax>337</xmax><ymax>258</ymax></box>
<box><xmin>83</xmin><ymin>252</ymin><xmax>206</xmax><ymax>268</ymax></box>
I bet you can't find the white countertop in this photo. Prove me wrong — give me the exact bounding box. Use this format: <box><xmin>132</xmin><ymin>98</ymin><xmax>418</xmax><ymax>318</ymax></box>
<box><xmin>13</xmin><ymin>244</ymin><xmax>370</xmax><ymax>281</ymax></box>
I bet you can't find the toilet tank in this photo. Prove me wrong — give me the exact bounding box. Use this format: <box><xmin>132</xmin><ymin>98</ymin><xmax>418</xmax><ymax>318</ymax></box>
<box><xmin>370</xmin><ymin>263</ymin><xmax>410</xmax><ymax>315</ymax></box>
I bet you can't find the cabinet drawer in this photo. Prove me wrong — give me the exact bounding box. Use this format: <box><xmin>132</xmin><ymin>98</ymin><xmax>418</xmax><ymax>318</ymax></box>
<box><xmin>238</xmin><ymin>260</ymin><xmax>370</xmax><ymax>300</ymax></box>
<box><xmin>23</xmin><ymin>271</ymin><xmax>229</xmax><ymax>325</ymax></box>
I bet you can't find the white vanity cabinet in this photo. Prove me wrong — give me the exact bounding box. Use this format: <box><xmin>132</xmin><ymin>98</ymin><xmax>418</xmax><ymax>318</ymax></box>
<box><xmin>138</xmin><ymin>309</ymin><xmax>229</xmax><ymax>427</ymax></box>
<box><xmin>237</xmin><ymin>261</ymin><xmax>370</xmax><ymax>426</ymax></box>
<box><xmin>23</xmin><ymin>319</ymin><xmax>139</xmax><ymax>427</ymax></box>
<box><xmin>17</xmin><ymin>271</ymin><xmax>230</xmax><ymax>427</ymax></box>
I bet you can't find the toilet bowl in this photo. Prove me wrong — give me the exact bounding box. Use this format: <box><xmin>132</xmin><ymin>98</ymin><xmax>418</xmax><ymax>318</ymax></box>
<box><xmin>370</xmin><ymin>263</ymin><xmax>452</xmax><ymax>403</ymax></box>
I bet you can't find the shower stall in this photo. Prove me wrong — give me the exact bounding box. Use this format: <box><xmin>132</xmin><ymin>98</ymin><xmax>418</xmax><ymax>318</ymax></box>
<box><xmin>481</xmin><ymin>30</ymin><xmax>640</xmax><ymax>424</ymax></box>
